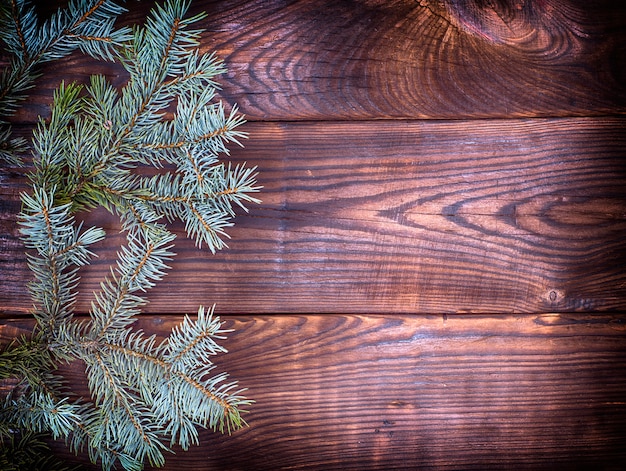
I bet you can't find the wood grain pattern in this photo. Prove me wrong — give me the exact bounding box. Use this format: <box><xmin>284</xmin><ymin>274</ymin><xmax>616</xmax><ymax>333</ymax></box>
<box><xmin>2</xmin><ymin>118</ymin><xmax>625</xmax><ymax>315</ymax></box>
<box><xmin>2</xmin><ymin>313</ymin><xmax>626</xmax><ymax>470</ymax></box>
<box><xmin>2</xmin><ymin>1</ymin><xmax>626</xmax><ymax>469</ymax></box>
<box><xmin>8</xmin><ymin>0</ymin><xmax>626</xmax><ymax>122</ymax></box>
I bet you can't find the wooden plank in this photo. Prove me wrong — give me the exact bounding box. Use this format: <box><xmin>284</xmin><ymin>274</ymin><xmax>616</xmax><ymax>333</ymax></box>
<box><xmin>8</xmin><ymin>0</ymin><xmax>626</xmax><ymax>123</ymax></box>
<box><xmin>2</xmin><ymin>313</ymin><xmax>625</xmax><ymax>470</ymax></box>
<box><xmin>2</xmin><ymin>118</ymin><xmax>625</xmax><ymax>315</ymax></box>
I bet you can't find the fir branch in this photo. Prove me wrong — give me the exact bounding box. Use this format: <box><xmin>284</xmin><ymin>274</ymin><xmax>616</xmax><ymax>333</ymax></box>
<box><xmin>9</xmin><ymin>0</ymin><xmax>29</xmax><ymax>55</ymax></box>
<box><xmin>79</xmin><ymin>312</ymin><xmax>249</xmax><ymax>463</ymax></box>
<box><xmin>167</xmin><ymin>305</ymin><xmax>227</xmax><ymax>367</ymax></box>
<box><xmin>0</xmin><ymin>431</ymin><xmax>86</xmax><ymax>471</ymax></box>
<box><xmin>0</xmin><ymin>0</ymin><xmax>132</xmax><ymax>166</ymax></box>
<box><xmin>39</xmin><ymin>1</ymin><xmax>261</xmax><ymax>252</ymax></box>
<box><xmin>7</xmin><ymin>0</ymin><xmax>258</xmax><ymax>469</ymax></box>
<box><xmin>0</xmin><ymin>124</ymin><xmax>28</xmax><ymax>166</ymax></box>
<box><xmin>0</xmin><ymin>338</ymin><xmax>91</xmax><ymax>456</ymax></box>
<box><xmin>19</xmin><ymin>187</ymin><xmax>105</xmax><ymax>337</ymax></box>
<box><xmin>86</xmin><ymin>350</ymin><xmax>167</xmax><ymax>468</ymax></box>
<box><xmin>11</xmin><ymin>392</ymin><xmax>84</xmax><ymax>440</ymax></box>
<box><xmin>2</xmin><ymin>0</ymin><xmax>131</xmax><ymax>69</ymax></box>
<box><xmin>0</xmin><ymin>336</ymin><xmax>64</xmax><ymax>416</ymax></box>
<box><xmin>90</xmin><ymin>226</ymin><xmax>175</xmax><ymax>337</ymax></box>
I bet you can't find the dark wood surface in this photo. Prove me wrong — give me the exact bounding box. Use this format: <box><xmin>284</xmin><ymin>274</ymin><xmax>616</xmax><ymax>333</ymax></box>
<box><xmin>10</xmin><ymin>0</ymin><xmax>626</xmax><ymax>122</ymax></box>
<box><xmin>2</xmin><ymin>314</ymin><xmax>626</xmax><ymax>470</ymax></box>
<box><xmin>2</xmin><ymin>118</ymin><xmax>626</xmax><ymax>315</ymax></box>
<box><xmin>1</xmin><ymin>0</ymin><xmax>626</xmax><ymax>469</ymax></box>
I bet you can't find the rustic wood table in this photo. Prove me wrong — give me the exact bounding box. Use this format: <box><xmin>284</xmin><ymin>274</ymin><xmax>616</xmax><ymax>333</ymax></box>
<box><xmin>1</xmin><ymin>0</ymin><xmax>625</xmax><ymax>469</ymax></box>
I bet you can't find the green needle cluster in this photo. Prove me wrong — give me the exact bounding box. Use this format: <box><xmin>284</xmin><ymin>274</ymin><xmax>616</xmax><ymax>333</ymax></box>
<box><xmin>0</xmin><ymin>1</ymin><xmax>259</xmax><ymax>469</ymax></box>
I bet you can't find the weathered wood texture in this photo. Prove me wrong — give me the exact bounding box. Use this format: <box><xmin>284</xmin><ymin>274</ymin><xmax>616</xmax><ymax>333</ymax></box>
<box><xmin>2</xmin><ymin>119</ymin><xmax>626</xmax><ymax>314</ymax></box>
<box><xmin>1</xmin><ymin>0</ymin><xmax>626</xmax><ymax>469</ymax></box>
<box><xmin>3</xmin><ymin>314</ymin><xmax>626</xmax><ymax>470</ymax></box>
<box><xmin>9</xmin><ymin>0</ymin><xmax>626</xmax><ymax>122</ymax></box>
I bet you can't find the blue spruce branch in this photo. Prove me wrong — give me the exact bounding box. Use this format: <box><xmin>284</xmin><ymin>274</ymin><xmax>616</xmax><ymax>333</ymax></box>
<box><xmin>1</xmin><ymin>0</ymin><xmax>259</xmax><ymax>469</ymax></box>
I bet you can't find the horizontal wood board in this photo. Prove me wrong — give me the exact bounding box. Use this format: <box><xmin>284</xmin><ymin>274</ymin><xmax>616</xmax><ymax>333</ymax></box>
<box><xmin>7</xmin><ymin>0</ymin><xmax>626</xmax><ymax>122</ymax></box>
<box><xmin>2</xmin><ymin>119</ymin><xmax>626</xmax><ymax>315</ymax></box>
<box><xmin>2</xmin><ymin>314</ymin><xmax>626</xmax><ymax>470</ymax></box>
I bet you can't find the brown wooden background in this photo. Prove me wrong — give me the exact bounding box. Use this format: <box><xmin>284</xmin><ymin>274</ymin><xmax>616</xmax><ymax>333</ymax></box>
<box><xmin>1</xmin><ymin>0</ymin><xmax>626</xmax><ymax>469</ymax></box>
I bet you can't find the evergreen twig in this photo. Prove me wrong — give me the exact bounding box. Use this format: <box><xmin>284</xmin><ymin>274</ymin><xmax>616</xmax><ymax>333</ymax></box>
<box><xmin>1</xmin><ymin>1</ymin><xmax>259</xmax><ymax>469</ymax></box>
<box><xmin>0</xmin><ymin>0</ymin><xmax>132</xmax><ymax>167</ymax></box>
